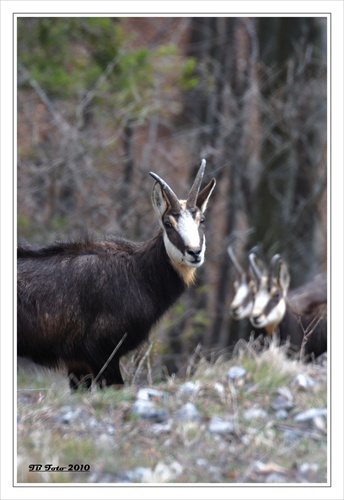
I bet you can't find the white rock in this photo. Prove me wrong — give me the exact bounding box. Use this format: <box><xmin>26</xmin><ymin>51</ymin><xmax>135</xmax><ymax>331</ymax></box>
<box><xmin>136</xmin><ymin>387</ymin><xmax>165</xmax><ymax>401</ymax></box>
<box><xmin>132</xmin><ymin>399</ymin><xmax>167</xmax><ymax>422</ymax></box>
<box><xmin>299</xmin><ymin>462</ymin><xmax>319</xmax><ymax>475</ymax></box>
<box><xmin>275</xmin><ymin>409</ymin><xmax>288</xmax><ymax>420</ymax></box>
<box><xmin>208</xmin><ymin>416</ymin><xmax>235</xmax><ymax>434</ymax></box>
<box><xmin>227</xmin><ymin>366</ymin><xmax>246</xmax><ymax>380</ymax></box>
<box><xmin>150</xmin><ymin>420</ymin><xmax>173</xmax><ymax>435</ymax></box>
<box><xmin>243</xmin><ymin>407</ymin><xmax>268</xmax><ymax>421</ymax></box>
<box><xmin>294</xmin><ymin>407</ymin><xmax>327</xmax><ymax>423</ymax></box>
<box><xmin>179</xmin><ymin>381</ymin><xmax>200</xmax><ymax>394</ymax></box>
<box><xmin>175</xmin><ymin>402</ymin><xmax>200</xmax><ymax>421</ymax></box>
<box><xmin>126</xmin><ymin>466</ymin><xmax>153</xmax><ymax>482</ymax></box>
<box><xmin>293</xmin><ymin>374</ymin><xmax>316</xmax><ymax>390</ymax></box>
<box><xmin>213</xmin><ymin>382</ymin><xmax>225</xmax><ymax>395</ymax></box>
<box><xmin>132</xmin><ymin>398</ymin><xmax>155</xmax><ymax>413</ymax></box>
<box><xmin>153</xmin><ymin>461</ymin><xmax>183</xmax><ymax>482</ymax></box>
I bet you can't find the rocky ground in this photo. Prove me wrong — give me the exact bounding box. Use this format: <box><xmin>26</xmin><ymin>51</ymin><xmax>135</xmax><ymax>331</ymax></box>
<box><xmin>17</xmin><ymin>343</ymin><xmax>327</xmax><ymax>484</ymax></box>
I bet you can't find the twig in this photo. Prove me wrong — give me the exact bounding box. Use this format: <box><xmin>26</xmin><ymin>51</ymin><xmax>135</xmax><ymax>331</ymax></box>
<box><xmin>185</xmin><ymin>343</ymin><xmax>203</xmax><ymax>379</ymax></box>
<box><xmin>131</xmin><ymin>342</ymin><xmax>153</xmax><ymax>386</ymax></box>
<box><xmin>92</xmin><ymin>333</ymin><xmax>127</xmax><ymax>387</ymax></box>
<box><xmin>18</xmin><ymin>61</ymin><xmax>72</xmax><ymax>136</ymax></box>
<box><xmin>299</xmin><ymin>306</ymin><xmax>326</xmax><ymax>361</ymax></box>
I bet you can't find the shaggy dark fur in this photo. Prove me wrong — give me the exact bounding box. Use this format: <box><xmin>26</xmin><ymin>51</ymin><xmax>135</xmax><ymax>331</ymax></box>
<box><xmin>275</xmin><ymin>303</ymin><xmax>327</xmax><ymax>360</ymax></box>
<box><xmin>17</xmin><ymin>232</ymin><xmax>187</xmax><ymax>389</ymax></box>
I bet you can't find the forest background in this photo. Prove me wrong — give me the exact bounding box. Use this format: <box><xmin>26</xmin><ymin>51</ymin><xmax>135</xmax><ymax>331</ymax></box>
<box><xmin>17</xmin><ymin>16</ymin><xmax>327</xmax><ymax>377</ymax></box>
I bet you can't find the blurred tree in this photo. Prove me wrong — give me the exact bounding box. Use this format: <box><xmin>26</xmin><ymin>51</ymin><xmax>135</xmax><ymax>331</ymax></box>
<box><xmin>183</xmin><ymin>18</ymin><xmax>259</xmax><ymax>349</ymax></box>
<box><xmin>248</xmin><ymin>17</ymin><xmax>327</xmax><ymax>285</ymax></box>
<box><xmin>17</xmin><ymin>17</ymin><xmax>199</xmax><ymax>240</ymax></box>
<box><xmin>183</xmin><ymin>17</ymin><xmax>327</xmax><ymax>351</ymax></box>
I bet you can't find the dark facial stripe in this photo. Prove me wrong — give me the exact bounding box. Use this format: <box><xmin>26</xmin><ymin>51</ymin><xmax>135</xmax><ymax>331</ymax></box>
<box><xmin>164</xmin><ymin>223</ymin><xmax>205</xmax><ymax>255</ymax></box>
<box><xmin>166</xmin><ymin>226</ymin><xmax>187</xmax><ymax>254</ymax></box>
<box><xmin>262</xmin><ymin>291</ymin><xmax>282</xmax><ymax>317</ymax></box>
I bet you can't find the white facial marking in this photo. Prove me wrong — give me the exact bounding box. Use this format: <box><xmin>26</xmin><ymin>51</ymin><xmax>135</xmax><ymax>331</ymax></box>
<box><xmin>232</xmin><ymin>283</ymin><xmax>250</xmax><ymax>308</ymax></box>
<box><xmin>265</xmin><ymin>299</ymin><xmax>286</xmax><ymax>326</ymax></box>
<box><xmin>178</xmin><ymin>211</ymin><xmax>202</xmax><ymax>249</ymax></box>
<box><xmin>250</xmin><ymin>283</ymin><xmax>286</xmax><ymax>328</ymax></box>
<box><xmin>164</xmin><ymin>232</ymin><xmax>184</xmax><ymax>265</ymax></box>
<box><xmin>163</xmin><ymin>231</ymin><xmax>205</xmax><ymax>268</ymax></box>
<box><xmin>230</xmin><ymin>283</ymin><xmax>253</xmax><ymax>319</ymax></box>
<box><xmin>163</xmin><ymin>202</ymin><xmax>205</xmax><ymax>268</ymax></box>
<box><xmin>251</xmin><ymin>289</ymin><xmax>270</xmax><ymax>319</ymax></box>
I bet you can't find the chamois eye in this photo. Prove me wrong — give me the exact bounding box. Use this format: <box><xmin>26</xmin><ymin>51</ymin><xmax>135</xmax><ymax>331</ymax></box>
<box><xmin>200</xmin><ymin>215</ymin><xmax>205</xmax><ymax>224</ymax></box>
<box><xmin>164</xmin><ymin>220</ymin><xmax>172</xmax><ymax>229</ymax></box>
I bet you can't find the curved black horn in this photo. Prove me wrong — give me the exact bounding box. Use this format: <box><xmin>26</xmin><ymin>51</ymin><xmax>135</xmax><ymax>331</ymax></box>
<box><xmin>187</xmin><ymin>159</ymin><xmax>206</xmax><ymax>208</ymax></box>
<box><xmin>227</xmin><ymin>246</ymin><xmax>244</xmax><ymax>276</ymax></box>
<box><xmin>248</xmin><ymin>252</ymin><xmax>262</xmax><ymax>281</ymax></box>
<box><xmin>149</xmin><ymin>172</ymin><xmax>181</xmax><ymax>212</ymax></box>
<box><xmin>268</xmin><ymin>254</ymin><xmax>282</xmax><ymax>288</ymax></box>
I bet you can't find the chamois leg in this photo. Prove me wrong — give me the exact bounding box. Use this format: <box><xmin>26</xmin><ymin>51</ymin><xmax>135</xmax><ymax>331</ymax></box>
<box><xmin>67</xmin><ymin>361</ymin><xmax>93</xmax><ymax>391</ymax></box>
<box><xmin>91</xmin><ymin>357</ymin><xmax>125</xmax><ymax>388</ymax></box>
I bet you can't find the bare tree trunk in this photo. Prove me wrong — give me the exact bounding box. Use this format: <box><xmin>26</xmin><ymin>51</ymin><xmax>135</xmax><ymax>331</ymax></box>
<box><xmin>184</xmin><ymin>18</ymin><xmax>259</xmax><ymax>350</ymax></box>
<box><xmin>119</xmin><ymin>119</ymin><xmax>135</xmax><ymax>231</ymax></box>
<box><xmin>247</xmin><ymin>17</ymin><xmax>327</xmax><ymax>286</ymax></box>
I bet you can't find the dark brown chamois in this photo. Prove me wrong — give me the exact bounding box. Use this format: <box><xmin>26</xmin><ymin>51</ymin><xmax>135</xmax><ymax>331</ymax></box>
<box><xmin>17</xmin><ymin>161</ymin><xmax>216</xmax><ymax>389</ymax></box>
<box><xmin>249</xmin><ymin>253</ymin><xmax>327</xmax><ymax>360</ymax></box>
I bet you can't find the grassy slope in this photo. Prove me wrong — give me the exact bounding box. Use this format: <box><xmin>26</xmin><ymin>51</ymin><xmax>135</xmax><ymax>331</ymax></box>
<box><xmin>17</xmin><ymin>343</ymin><xmax>327</xmax><ymax>484</ymax></box>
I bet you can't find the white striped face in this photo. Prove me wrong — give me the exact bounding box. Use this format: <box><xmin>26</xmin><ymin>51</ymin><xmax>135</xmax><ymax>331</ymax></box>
<box><xmin>151</xmin><ymin>174</ymin><xmax>216</xmax><ymax>281</ymax></box>
<box><xmin>162</xmin><ymin>201</ymin><xmax>206</xmax><ymax>268</ymax></box>
<box><xmin>250</xmin><ymin>278</ymin><xmax>287</xmax><ymax>330</ymax></box>
<box><xmin>230</xmin><ymin>277</ymin><xmax>255</xmax><ymax>320</ymax></box>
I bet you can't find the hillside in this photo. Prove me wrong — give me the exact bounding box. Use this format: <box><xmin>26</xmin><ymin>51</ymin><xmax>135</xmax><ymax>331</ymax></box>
<box><xmin>17</xmin><ymin>342</ymin><xmax>327</xmax><ymax>484</ymax></box>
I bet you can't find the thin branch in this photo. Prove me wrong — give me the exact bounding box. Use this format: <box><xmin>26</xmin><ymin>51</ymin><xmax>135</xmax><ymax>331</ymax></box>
<box><xmin>131</xmin><ymin>342</ymin><xmax>154</xmax><ymax>386</ymax></box>
<box><xmin>298</xmin><ymin>306</ymin><xmax>327</xmax><ymax>362</ymax></box>
<box><xmin>92</xmin><ymin>333</ymin><xmax>128</xmax><ymax>387</ymax></box>
<box><xmin>18</xmin><ymin>61</ymin><xmax>72</xmax><ymax>137</ymax></box>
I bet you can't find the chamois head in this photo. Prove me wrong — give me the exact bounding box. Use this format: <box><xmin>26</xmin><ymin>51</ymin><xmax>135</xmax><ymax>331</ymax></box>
<box><xmin>228</xmin><ymin>247</ymin><xmax>256</xmax><ymax>320</ymax></box>
<box><xmin>150</xmin><ymin>160</ymin><xmax>216</xmax><ymax>281</ymax></box>
<box><xmin>249</xmin><ymin>253</ymin><xmax>289</xmax><ymax>334</ymax></box>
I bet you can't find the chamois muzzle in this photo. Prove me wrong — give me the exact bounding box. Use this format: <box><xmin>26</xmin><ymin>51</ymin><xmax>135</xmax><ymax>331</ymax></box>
<box><xmin>186</xmin><ymin>246</ymin><xmax>202</xmax><ymax>264</ymax></box>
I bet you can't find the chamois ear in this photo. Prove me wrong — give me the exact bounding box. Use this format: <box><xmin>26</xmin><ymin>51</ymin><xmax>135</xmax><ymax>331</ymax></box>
<box><xmin>196</xmin><ymin>178</ymin><xmax>216</xmax><ymax>213</ymax></box>
<box><xmin>150</xmin><ymin>171</ymin><xmax>181</xmax><ymax>217</ymax></box>
<box><xmin>277</xmin><ymin>261</ymin><xmax>290</xmax><ymax>295</ymax></box>
<box><xmin>151</xmin><ymin>182</ymin><xmax>169</xmax><ymax>217</ymax></box>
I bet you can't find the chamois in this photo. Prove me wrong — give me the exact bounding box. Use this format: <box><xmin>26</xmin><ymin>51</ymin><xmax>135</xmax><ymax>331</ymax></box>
<box><xmin>17</xmin><ymin>160</ymin><xmax>216</xmax><ymax>389</ymax></box>
<box><xmin>227</xmin><ymin>246</ymin><xmax>256</xmax><ymax>321</ymax></box>
<box><xmin>227</xmin><ymin>246</ymin><xmax>267</xmax><ymax>346</ymax></box>
<box><xmin>249</xmin><ymin>253</ymin><xmax>327</xmax><ymax>360</ymax></box>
